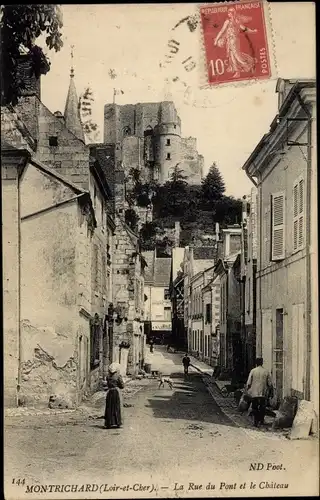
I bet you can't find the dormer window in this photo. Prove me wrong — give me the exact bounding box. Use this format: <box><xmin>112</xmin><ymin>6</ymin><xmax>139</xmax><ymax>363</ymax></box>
<box><xmin>49</xmin><ymin>136</ymin><xmax>58</xmax><ymax>147</ymax></box>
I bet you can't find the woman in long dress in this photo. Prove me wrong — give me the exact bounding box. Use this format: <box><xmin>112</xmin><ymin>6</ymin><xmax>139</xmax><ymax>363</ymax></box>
<box><xmin>104</xmin><ymin>363</ymin><xmax>125</xmax><ymax>429</ymax></box>
<box><xmin>214</xmin><ymin>7</ymin><xmax>258</xmax><ymax>78</ymax></box>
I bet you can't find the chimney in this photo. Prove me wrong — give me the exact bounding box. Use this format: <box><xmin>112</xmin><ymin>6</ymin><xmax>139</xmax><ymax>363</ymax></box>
<box><xmin>215</xmin><ymin>222</ymin><xmax>219</xmax><ymax>242</ymax></box>
<box><xmin>174</xmin><ymin>221</ymin><xmax>180</xmax><ymax>247</ymax></box>
<box><xmin>53</xmin><ymin>111</ymin><xmax>65</xmax><ymax>122</ymax></box>
<box><xmin>16</xmin><ymin>54</ymin><xmax>41</xmax><ymax>100</ymax></box>
<box><xmin>242</xmin><ymin>196</ymin><xmax>248</xmax><ymax>225</ymax></box>
<box><xmin>14</xmin><ymin>54</ymin><xmax>43</xmax><ymax>144</ymax></box>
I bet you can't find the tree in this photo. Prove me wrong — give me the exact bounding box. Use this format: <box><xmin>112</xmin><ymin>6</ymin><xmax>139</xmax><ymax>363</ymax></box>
<box><xmin>1</xmin><ymin>5</ymin><xmax>63</xmax><ymax>105</ymax></box>
<box><xmin>139</xmin><ymin>221</ymin><xmax>159</xmax><ymax>250</ymax></box>
<box><xmin>157</xmin><ymin>164</ymin><xmax>189</xmax><ymax>218</ymax></box>
<box><xmin>169</xmin><ymin>164</ymin><xmax>188</xmax><ymax>185</ymax></box>
<box><xmin>201</xmin><ymin>162</ymin><xmax>226</xmax><ymax>210</ymax></box>
<box><xmin>214</xmin><ymin>196</ymin><xmax>242</xmax><ymax>226</ymax></box>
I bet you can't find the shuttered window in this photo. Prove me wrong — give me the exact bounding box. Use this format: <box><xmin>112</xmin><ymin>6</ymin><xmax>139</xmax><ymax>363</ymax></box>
<box><xmin>271</xmin><ymin>192</ymin><xmax>285</xmax><ymax>260</ymax></box>
<box><xmin>293</xmin><ymin>177</ymin><xmax>304</xmax><ymax>251</ymax></box>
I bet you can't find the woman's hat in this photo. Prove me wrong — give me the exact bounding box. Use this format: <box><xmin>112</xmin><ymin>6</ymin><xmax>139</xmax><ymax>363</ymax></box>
<box><xmin>109</xmin><ymin>362</ymin><xmax>120</xmax><ymax>374</ymax></box>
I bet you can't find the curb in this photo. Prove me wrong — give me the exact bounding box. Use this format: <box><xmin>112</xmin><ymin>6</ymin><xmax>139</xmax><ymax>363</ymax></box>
<box><xmin>4</xmin><ymin>408</ymin><xmax>77</xmax><ymax>417</ymax></box>
<box><xmin>201</xmin><ymin>375</ymin><xmax>248</xmax><ymax>430</ymax></box>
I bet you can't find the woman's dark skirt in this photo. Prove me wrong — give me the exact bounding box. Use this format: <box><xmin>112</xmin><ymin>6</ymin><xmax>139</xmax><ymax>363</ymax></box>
<box><xmin>104</xmin><ymin>388</ymin><xmax>123</xmax><ymax>428</ymax></box>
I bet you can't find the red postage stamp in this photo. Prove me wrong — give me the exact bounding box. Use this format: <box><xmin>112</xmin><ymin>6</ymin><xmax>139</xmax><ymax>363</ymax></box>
<box><xmin>200</xmin><ymin>1</ymin><xmax>271</xmax><ymax>85</ymax></box>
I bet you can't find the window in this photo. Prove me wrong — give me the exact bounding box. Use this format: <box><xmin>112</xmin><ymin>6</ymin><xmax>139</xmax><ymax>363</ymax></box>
<box><xmin>205</xmin><ymin>303</ymin><xmax>212</xmax><ymax>324</ymax></box>
<box><xmin>49</xmin><ymin>136</ymin><xmax>58</xmax><ymax>147</ymax></box>
<box><xmin>90</xmin><ymin>321</ymin><xmax>100</xmax><ymax>369</ymax></box>
<box><xmin>292</xmin><ymin>303</ymin><xmax>305</xmax><ymax>393</ymax></box>
<box><xmin>164</xmin><ymin>306</ymin><xmax>171</xmax><ymax>321</ymax></box>
<box><xmin>166</xmin><ymin>139</ymin><xmax>171</xmax><ymax>146</ymax></box>
<box><xmin>107</xmin><ymin>270</ymin><xmax>112</xmax><ymax>302</ymax></box>
<box><xmin>166</xmin><ymin>152</ymin><xmax>171</xmax><ymax>160</ymax></box>
<box><xmin>93</xmin><ymin>185</ymin><xmax>97</xmax><ymax>210</ymax></box>
<box><xmin>93</xmin><ymin>244</ymin><xmax>99</xmax><ymax>290</ymax></box>
<box><xmin>263</xmin><ymin>206</ymin><xmax>270</xmax><ymax>261</ymax></box>
<box><xmin>293</xmin><ymin>177</ymin><xmax>304</xmax><ymax>251</ymax></box>
<box><xmin>102</xmin><ymin>253</ymin><xmax>106</xmax><ymax>294</ymax></box>
<box><xmin>135</xmin><ymin>279</ymin><xmax>140</xmax><ymax>309</ymax></box>
<box><xmin>164</xmin><ymin>288</ymin><xmax>170</xmax><ymax>300</ymax></box>
<box><xmin>271</xmin><ymin>191</ymin><xmax>285</xmax><ymax>260</ymax></box>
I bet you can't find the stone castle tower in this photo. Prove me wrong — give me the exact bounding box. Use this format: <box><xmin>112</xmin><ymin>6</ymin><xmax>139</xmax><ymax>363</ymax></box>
<box><xmin>103</xmin><ymin>101</ymin><xmax>203</xmax><ymax>185</ymax></box>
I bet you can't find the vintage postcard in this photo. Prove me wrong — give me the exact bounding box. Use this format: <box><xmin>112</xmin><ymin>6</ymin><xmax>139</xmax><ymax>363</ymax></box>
<box><xmin>2</xmin><ymin>1</ymin><xmax>318</xmax><ymax>499</ymax></box>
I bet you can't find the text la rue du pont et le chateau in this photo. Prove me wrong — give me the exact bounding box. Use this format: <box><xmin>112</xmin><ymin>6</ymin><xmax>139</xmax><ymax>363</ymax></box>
<box><xmin>16</xmin><ymin>462</ymin><xmax>289</xmax><ymax>495</ymax></box>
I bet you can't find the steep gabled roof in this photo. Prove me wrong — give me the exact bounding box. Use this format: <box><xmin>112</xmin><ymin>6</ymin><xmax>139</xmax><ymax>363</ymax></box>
<box><xmin>142</xmin><ymin>251</ymin><xmax>155</xmax><ymax>284</ymax></box>
<box><xmin>64</xmin><ymin>72</ymin><xmax>85</xmax><ymax>143</ymax></box>
<box><xmin>29</xmin><ymin>158</ymin><xmax>87</xmax><ymax>195</ymax></box>
<box><xmin>154</xmin><ymin>257</ymin><xmax>171</xmax><ymax>287</ymax></box>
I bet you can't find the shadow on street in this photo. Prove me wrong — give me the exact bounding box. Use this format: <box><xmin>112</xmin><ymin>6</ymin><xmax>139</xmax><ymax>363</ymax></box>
<box><xmin>146</xmin><ymin>372</ymin><xmax>237</xmax><ymax>427</ymax></box>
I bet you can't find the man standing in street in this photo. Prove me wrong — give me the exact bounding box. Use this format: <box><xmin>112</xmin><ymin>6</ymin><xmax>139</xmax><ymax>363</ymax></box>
<box><xmin>182</xmin><ymin>353</ymin><xmax>191</xmax><ymax>376</ymax></box>
<box><xmin>149</xmin><ymin>337</ymin><xmax>154</xmax><ymax>353</ymax></box>
<box><xmin>246</xmin><ymin>357</ymin><xmax>273</xmax><ymax>427</ymax></box>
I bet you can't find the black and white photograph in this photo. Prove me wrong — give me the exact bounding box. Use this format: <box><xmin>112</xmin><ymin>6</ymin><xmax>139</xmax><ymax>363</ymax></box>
<box><xmin>2</xmin><ymin>1</ymin><xmax>318</xmax><ymax>498</ymax></box>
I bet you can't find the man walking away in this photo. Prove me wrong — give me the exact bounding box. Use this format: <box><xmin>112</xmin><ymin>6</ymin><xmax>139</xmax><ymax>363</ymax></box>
<box><xmin>182</xmin><ymin>353</ymin><xmax>191</xmax><ymax>375</ymax></box>
<box><xmin>149</xmin><ymin>338</ymin><xmax>154</xmax><ymax>353</ymax></box>
<box><xmin>246</xmin><ymin>357</ymin><xmax>273</xmax><ymax>427</ymax></box>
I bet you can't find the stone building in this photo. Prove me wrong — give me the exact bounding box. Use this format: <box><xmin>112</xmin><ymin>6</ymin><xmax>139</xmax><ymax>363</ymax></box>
<box><xmin>143</xmin><ymin>249</ymin><xmax>172</xmax><ymax>344</ymax></box>
<box><xmin>169</xmin><ymin>246</ymin><xmax>186</xmax><ymax>348</ymax></box>
<box><xmin>240</xmin><ymin>188</ymin><xmax>258</xmax><ymax>376</ymax></box>
<box><xmin>2</xmin><ymin>144</ymin><xmax>96</xmax><ymax>407</ymax></box>
<box><xmin>104</xmin><ymin>101</ymin><xmax>203</xmax><ymax>186</ymax></box>
<box><xmin>243</xmin><ymin>78</ymin><xmax>318</xmax><ymax>418</ymax></box>
<box><xmin>189</xmin><ymin>265</ymin><xmax>216</xmax><ymax>361</ymax></box>
<box><xmin>209</xmin><ymin>225</ymin><xmax>242</xmax><ymax>378</ymax></box>
<box><xmin>2</xmin><ymin>55</ymin><xmax>115</xmax><ymax>406</ymax></box>
<box><xmin>214</xmin><ymin>253</ymin><xmax>242</xmax><ymax>379</ymax></box>
<box><xmin>112</xmin><ymin>169</ymin><xmax>147</xmax><ymax>376</ymax></box>
<box><xmin>202</xmin><ymin>275</ymin><xmax>221</xmax><ymax>366</ymax></box>
<box><xmin>183</xmin><ymin>245</ymin><xmax>217</xmax><ymax>349</ymax></box>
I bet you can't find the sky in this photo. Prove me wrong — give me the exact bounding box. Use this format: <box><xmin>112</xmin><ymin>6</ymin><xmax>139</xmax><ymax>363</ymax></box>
<box><xmin>40</xmin><ymin>2</ymin><xmax>315</xmax><ymax>198</ymax></box>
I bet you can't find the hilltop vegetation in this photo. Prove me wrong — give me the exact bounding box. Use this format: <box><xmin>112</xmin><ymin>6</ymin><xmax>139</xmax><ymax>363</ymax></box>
<box><xmin>125</xmin><ymin>163</ymin><xmax>242</xmax><ymax>251</ymax></box>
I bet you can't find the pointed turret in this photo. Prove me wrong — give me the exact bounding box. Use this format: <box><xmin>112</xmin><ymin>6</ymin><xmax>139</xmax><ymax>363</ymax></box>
<box><xmin>64</xmin><ymin>47</ymin><xmax>85</xmax><ymax>142</ymax></box>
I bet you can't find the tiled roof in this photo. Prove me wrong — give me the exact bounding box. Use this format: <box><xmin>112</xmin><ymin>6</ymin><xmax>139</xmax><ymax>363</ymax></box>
<box><xmin>154</xmin><ymin>257</ymin><xmax>171</xmax><ymax>287</ymax></box>
<box><xmin>142</xmin><ymin>251</ymin><xmax>154</xmax><ymax>284</ymax></box>
<box><xmin>193</xmin><ymin>246</ymin><xmax>216</xmax><ymax>260</ymax></box>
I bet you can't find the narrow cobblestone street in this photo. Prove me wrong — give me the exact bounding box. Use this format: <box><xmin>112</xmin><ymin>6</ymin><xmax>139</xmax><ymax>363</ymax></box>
<box><xmin>5</xmin><ymin>348</ymin><xmax>318</xmax><ymax>498</ymax></box>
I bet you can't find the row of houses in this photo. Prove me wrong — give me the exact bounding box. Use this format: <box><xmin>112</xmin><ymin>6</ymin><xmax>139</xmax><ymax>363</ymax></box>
<box><xmin>171</xmin><ymin>78</ymin><xmax>318</xmax><ymax>420</ymax></box>
<box><xmin>2</xmin><ymin>55</ymin><xmax>146</xmax><ymax>408</ymax></box>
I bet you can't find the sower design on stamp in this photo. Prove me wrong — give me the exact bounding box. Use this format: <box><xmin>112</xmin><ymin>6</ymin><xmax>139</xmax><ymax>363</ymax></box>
<box><xmin>200</xmin><ymin>1</ymin><xmax>271</xmax><ymax>85</ymax></box>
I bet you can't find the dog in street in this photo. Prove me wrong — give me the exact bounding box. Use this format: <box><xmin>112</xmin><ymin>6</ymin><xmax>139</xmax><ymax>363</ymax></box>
<box><xmin>158</xmin><ymin>375</ymin><xmax>173</xmax><ymax>390</ymax></box>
